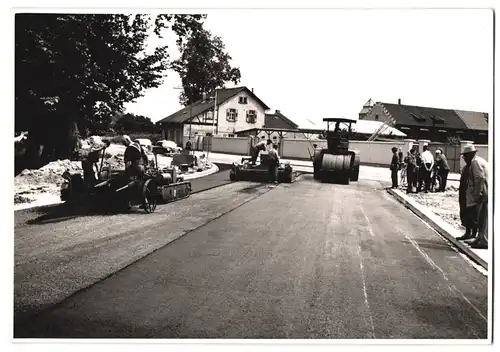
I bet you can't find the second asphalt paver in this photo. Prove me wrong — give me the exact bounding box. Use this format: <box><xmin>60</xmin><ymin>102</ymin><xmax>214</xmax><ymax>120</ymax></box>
<box><xmin>15</xmin><ymin>175</ymin><xmax>487</xmax><ymax>339</ymax></box>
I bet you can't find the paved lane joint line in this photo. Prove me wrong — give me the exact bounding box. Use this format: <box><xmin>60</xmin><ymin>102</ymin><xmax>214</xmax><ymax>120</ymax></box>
<box><xmin>359</xmin><ymin>206</ymin><xmax>375</xmax><ymax>237</ymax></box>
<box><xmin>357</xmin><ymin>244</ymin><xmax>376</xmax><ymax>338</ymax></box>
<box><xmin>394</xmin><ymin>225</ymin><xmax>487</xmax><ymax>324</ymax></box>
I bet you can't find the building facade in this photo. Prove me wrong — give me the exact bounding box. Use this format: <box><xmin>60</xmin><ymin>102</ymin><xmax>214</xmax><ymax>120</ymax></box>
<box><xmin>157</xmin><ymin>87</ymin><xmax>270</xmax><ymax>146</ymax></box>
<box><xmin>359</xmin><ymin>99</ymin><xmax>489</xmax><ymax>144</ymax></box>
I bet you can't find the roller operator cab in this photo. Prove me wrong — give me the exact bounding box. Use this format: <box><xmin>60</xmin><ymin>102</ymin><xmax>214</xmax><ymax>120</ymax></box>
<box><xmin>312</xmin><ymin>118</ymin><xmax>360</xmax><ymax>184</ymax></box>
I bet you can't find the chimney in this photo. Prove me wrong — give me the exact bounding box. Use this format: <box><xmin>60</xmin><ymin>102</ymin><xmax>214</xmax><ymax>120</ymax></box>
<box><xmin>276</xmin><ymin>110</ymin><xmax>280</xmax><ymax>114</ymax></box>
<box><xmin>398</xmin><ymin>98</ymin><xmax>401</xmax><ymax>105</ymax></box>
<box><xmin>251</xmin><ymin>88</ymin><xmax>254</xmax><ymax>93</ymax></box>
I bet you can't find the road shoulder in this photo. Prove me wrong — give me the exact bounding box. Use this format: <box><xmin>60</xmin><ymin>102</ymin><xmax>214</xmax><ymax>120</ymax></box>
<box><xmin>387</xmin><ymin>188</ymin><xmax>488</xmax><ymax>271</ymax></box>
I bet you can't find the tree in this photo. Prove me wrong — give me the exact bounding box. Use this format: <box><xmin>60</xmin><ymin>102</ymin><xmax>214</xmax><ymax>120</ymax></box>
<box><xmin>15</xmin><ymin>13</ymin><xmax>205</xmax><ymax>166</ymax></box>
<box><xmin>171</xmin><ymin>28</ymin><xmax>241</xmax><ymax>106</ymax></box>
<box><xmin>114</xmin><ymin>113</ymin><xmax>157</xmax><ymax>134</ymax></box>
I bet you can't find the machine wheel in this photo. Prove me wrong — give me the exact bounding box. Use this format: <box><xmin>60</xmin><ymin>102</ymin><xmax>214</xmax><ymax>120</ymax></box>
<box><xmin>229</xmin><ymin>170</ymin><xmax>236</xmax><ymax>181</ymax></box>
<box><xmin>142</xmin><ymin>179</ymin><xmax>158</xmax><ymax>213</ymax></box>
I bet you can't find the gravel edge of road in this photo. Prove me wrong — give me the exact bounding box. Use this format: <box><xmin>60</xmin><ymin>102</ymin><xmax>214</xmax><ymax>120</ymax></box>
<box><xmin>387</xmin><ymin>188</ymin><xmax>488</xmax><ymax>271</ymax></box>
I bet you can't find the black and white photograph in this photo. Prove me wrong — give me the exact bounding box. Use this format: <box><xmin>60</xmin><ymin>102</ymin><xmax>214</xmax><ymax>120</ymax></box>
<box><xmin>8</xmin><ymin>0</ymin><xmax>495</xmax><ymax>348</ymax></box>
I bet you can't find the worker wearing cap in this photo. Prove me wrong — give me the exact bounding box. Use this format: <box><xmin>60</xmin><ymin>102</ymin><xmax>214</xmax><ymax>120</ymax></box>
<box><xmin>251</xmin><ymin>139</ymin><xmax>272</xmax><ymax>165</ymax></box>
<box><xmin>461</xmin><ymin>144</ymin><xmax>488</xmax><ymax>249</ymax></box>
<box><xmin>123</xmin><ymin>135</ymin><xmax>148</xmax><ymax>180</ymax></box>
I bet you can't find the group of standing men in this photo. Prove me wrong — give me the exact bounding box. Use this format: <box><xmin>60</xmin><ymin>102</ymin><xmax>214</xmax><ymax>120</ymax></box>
<box><xmin>391</xmin><ymin>143</ymin><xmax>450</xmax><ymax>193</ymax></box>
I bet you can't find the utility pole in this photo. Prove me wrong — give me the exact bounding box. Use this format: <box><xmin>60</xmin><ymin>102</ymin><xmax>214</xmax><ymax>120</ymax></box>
<box><xmin>174</xmin><ymin>85</ymin><xmax>193</xmax><ymax>146</ymax></box>
<box><xmin>212</xmin><ymin>88</ymin><xmax>218</xmax><ymax>136</ymax></box>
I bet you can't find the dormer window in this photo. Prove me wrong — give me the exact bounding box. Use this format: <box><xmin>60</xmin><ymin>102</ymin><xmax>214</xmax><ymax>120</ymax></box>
<box><xmin>238</xmin><ymin>96</ymin><xmax>248</xmax><ymax>104</ymax></box>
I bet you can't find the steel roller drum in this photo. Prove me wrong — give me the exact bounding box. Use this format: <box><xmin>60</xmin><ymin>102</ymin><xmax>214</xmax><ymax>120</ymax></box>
<box><xmin>321</xmin><ymin>153</ymin><xmax>352</xmax><ymax>180</ymax></box>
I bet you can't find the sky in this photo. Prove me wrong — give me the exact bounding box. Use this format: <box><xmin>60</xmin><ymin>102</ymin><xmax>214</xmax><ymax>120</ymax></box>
<box><xmin>123</xmin><ymin>9</ymin><xmax>494</xmax><ymax>128</ymax></box>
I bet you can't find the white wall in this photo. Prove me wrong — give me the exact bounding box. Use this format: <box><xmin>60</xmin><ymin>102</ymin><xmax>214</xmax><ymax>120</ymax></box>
<box><xmin>216</xmin><ymin>90</ymin><xmax>267</xmax><ymax>134</ymax></box>
<box><xmin>280</xmin><ymin>139</ymin><xmax>405</xmax><ymax>165</ymax></box>
<box><xmin>475</xmin><ymin>144</ymin><xmax>488</xmax><ymax>162</ymax></box>
<box><xmin>211</xmin><ymin>136</ymin><xmax>252</xmax><ymax>155</ymax></box>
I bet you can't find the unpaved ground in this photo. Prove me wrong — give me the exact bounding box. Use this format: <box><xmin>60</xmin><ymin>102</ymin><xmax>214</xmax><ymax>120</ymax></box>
<box><xmin>405</xmin><ymin>186</ymin><xmax>463</xmax><ymax>232</ymax></box>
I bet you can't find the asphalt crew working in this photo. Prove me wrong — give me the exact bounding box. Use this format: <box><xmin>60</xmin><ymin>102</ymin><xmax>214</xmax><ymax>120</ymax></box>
<box><xmin>122</xmin><ymin>135</ymin><xmax>149</xmax><ymax>181</ymax></box>
<box><xmin>251</xmin><ymin>139</ymin><xmax>273</xmax><ymax>165</ymax></box>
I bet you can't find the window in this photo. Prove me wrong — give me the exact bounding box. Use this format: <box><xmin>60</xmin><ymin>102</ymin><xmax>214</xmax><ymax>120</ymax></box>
<box><xmin>410</xmin><ymin>112</ymin><xmax>426</xmax><ymax>121</ymax></box>
<box><xmin>430</xmin><ymin>114</ymin><xmax>445</xmax><ymax>124</ymax></box>
<box><xmin>246</xmin><ymin>110</ymin><xmax>257</xmax><ymax>124</ymax></box>
<box><xmin>375</xmin><ymin>114</ymin><xmax>379</xmax><ymax>121</ymax></box>
<box><xmin>206</xmin><ymin>111</ymin><xmax>214</xmax><ymax>121</ymax></box>
<box><xmin>239</xmin><ymin>96</ymin><xmax>248</xmax><ymax>104</ymax></box>
<box><xmin>226</xmin><ymin>108</ymin><xmax>238</xmax><ymax>122</ymax></box>
<box><xmin>228</xmin><ymin>134</ymin><xmax>235</xmax><ymax>138</ymax></box>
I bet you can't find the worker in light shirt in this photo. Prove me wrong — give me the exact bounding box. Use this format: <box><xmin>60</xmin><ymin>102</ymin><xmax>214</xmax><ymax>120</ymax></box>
<box><xmin>419</xmin><ymin>144</ymin><xmax>434</xmax><ymax>193</ymax></box>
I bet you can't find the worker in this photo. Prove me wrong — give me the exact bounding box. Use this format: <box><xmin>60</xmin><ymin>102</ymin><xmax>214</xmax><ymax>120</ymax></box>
<box><xmin>405</xmin><ymin>148</ymin><xmax>418</xmax><ymax>193</ymax></box>
<box><xmin>268</xmin><ymin>143</ymin><xmax>280</xmax><ymax>185</ymax></box>
<box><xmin>81</xmin><ymin>139</ymin><xmax>110</xmax><ymax>191</ymax></box>
<box><xmin>434</xmin><ymin>149</ymin><xmax>450</xmax><ymax>192</ymax></box>
<box><xmin>185</xmin><ymin>140</ymin><xmax>192</xmax><ymax>154</ymax></box>
<box><xmin>462</xmin><ymin>144</ymin><xmax>489</xmax><ymax>249</ymax></box>
<box><xmin>419</xmin><ymin>144</ymin><xmax>434</xmax><ymax>193</ymax></box>
<box><xmin>123</xmin><ymin>135</ymin><xmax>149</xmax><ymax>180</ymax></box>
<box><xmin>390</xmin><ymin>147</ymin><xmax>399</xmax><ymax>189</ymax></box>
<box><xmin>251</xmin><ymin>139</ymin><xmax>272</xmax><ymax>165</ymax></box>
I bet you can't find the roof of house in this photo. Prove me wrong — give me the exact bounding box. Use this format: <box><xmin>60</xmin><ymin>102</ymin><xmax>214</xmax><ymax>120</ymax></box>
<box><xmin>453</xmin><ymin>110</ymin><xmax>488</xmax><ymax>131</ymax></box>
<box><xmin>157</xmin><ymin>87</ymin><xmax>270</xmax><ymax>125</ymax></box>
<box><xmin>264</xmin><ymin>110</ymin><xmax>299</xmax><ymax>129</ymax></box>
<box><xmin>378</xmin><ymin>102</ymin><xmax>488</xmax><ymax>131</ymax></box>
<box><xmin>298</xmin><ymin>119</ymin><xmax>406</xmax><ymax>137</ymax></box>
<box><xmin>359</xmin><ymin>98</ymin><xmax>375</xmax><ymax>115</ymax></box>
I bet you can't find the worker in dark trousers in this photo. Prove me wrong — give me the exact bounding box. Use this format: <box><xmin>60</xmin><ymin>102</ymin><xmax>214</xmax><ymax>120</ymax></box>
<box><xmin>251</xmin><ymin>139</ymin><xmax>272</xmax><ymax>165</ymax></box>
<box><xmin>81</xmin><ymin>140</ymin><xmax>110</xmax><ymax>192</ymax></box>
<box><xmin>434</xmin><ymin>149</ymin><xmax>450</xmax><ymax>192</ymax></box>
<box><xmin>123</xmin><ymin>135</ymin><xmax>148</xmax><ymax>181</ymax></box>
<box><xmin>390</xmin><ymin>147</ymin><xmax>399</xmax><ymax>188</ymax></box>
<box><xmin>268</xmin><ymin>144</ymin><xmax>280</xmax><ymax>184</ymax></box>
<box><xmin>419</xmin><ymin>144</ymin><xmax>434</xmax><ymax>193</ymax></box>
<box><xmin>406</xmin><ymin>148</ymin><xmax>418</xmax><ymax>193</ymax></box>
<box><xmin>457</xmin><ymin>164</ymin><xmax>474</xmax><ymax>241</ymax></box>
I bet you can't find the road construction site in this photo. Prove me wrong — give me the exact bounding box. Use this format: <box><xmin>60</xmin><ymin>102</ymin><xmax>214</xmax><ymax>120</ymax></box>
<box><xmin>14</xmin><ymin>164</ymin><xmax>488</xmax><ymax>339</ymax></box>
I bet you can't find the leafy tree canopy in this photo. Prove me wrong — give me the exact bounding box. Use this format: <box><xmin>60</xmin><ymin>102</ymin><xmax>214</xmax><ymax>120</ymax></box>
<box><xmin>171</xmin><ymin>27</ymin><xmax>241</xmax><ymax>106</ymax></box>
<box><xmin>15</xmin><ymin>13</ymin><xmax>205</xmax><ymax>163</ymax></box>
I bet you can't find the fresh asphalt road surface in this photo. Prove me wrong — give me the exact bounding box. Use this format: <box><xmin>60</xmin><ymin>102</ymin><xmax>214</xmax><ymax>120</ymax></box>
<box><xmin>14</xmin><ymin>174</ymin><xmax>487</xmax><ymax>339</ymax></box>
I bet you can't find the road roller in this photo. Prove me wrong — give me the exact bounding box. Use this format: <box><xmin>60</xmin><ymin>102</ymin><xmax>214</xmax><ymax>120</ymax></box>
<box><xmin>312</xmin><ymin>118</ymin><xmax>360</xmax><ymax>184</ymax></box>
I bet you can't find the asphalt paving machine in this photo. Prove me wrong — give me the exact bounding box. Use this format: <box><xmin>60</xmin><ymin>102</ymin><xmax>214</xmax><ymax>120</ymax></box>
<box><xmin>312</xmin><ymin>118</ymin><xmax>360</xmax><ymax>184</ymax></box>
<box><xmin>229</xmin><ymin>152</ymin><xmax>296</xmax><ymax>183</ymax></box>
<box><xmin>61</xmin><ymin>144</ymin><xmax>191</xmax><ymax>213</ymax></box>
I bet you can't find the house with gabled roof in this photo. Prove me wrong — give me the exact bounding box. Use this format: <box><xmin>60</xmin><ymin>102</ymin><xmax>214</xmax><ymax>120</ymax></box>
<box><xmin>156</xmin><ymin>86</ymin><xmax>270</xmax><ymax>146</ymax></box>
<box><xmin>359</xmin><ymin>99</ymin><xmax>489</xmax><ymax>144</ymax></box>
